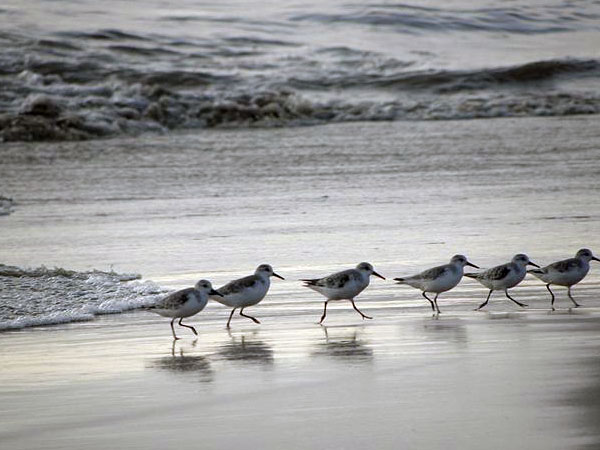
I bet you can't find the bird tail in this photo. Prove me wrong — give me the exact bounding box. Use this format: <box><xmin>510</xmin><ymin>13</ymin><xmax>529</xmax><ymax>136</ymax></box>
<box><xmin>527</xmin><ymin>269</ymin><xmax>545</xmax><ymax>278</ymax></box>
<box><xmin>463</xmin><ymin>273</ymin><xmax>479</xmax><ymax>279</ymax></box>
<box><xmin>209</xmin><ymin>293</ymin><xmax>229</xmax><ymax>305</ymax></box>
<box><xmin>393</xmin><ymin>277</ymin><xmax>406</xmax><ymax>284</ymax></box>
<box><xmin>300</xmin><ymin>278</ymin><xmax>320</xmax><ymax>287</ymax></box>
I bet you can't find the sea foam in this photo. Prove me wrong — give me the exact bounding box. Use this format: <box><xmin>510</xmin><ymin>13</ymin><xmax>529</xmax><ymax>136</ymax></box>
<box><xmin>0</xmin><ymin>264</ymin><xmax>168</xmax><ymax>330</ymax></box>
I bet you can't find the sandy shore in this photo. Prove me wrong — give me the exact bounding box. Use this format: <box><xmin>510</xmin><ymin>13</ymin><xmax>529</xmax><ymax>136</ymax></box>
<box><xmin>2</xmin><ymin>116</ymin><xmax>600</xmax><ymax>448</ymax></box>
<box><xmin>2</xmin><ymin>301</ymin><xmax>600</xmax><ymax>450</ymax></box>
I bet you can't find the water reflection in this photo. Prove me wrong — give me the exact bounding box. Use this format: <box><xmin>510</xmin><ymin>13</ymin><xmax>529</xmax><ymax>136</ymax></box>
<box><xmin>561</xmin><ymin>347</ymin><xmax>600</xmax><ymax>448</ymax></box>
<box><xmin>311</xmin><ymin>326</ymin><xmax>373</xmax><ymax>364</ymax></box>
<box><xmin>419</xmin><ymin>317</ymin><xmax>469</xmax><ymax>348</ymax></box>
<box><xmin>148</xmin><ymin>340</ymin><xmax>214</xmax><ymax>383</ymax></box>
<box><xmin>217</xmin><ymin>331</ymin><xmax>274</xmax><ymax>366</ymax></box>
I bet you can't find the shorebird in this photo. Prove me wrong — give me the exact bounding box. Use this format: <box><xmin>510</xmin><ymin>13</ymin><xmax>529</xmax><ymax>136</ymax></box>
<box><xmin>528</xmin><ymin>248</ymin><xmax>599</xmax><ymax>310</ymax></box>
<box><xmin>301</xmin><ymin>262</ymin><xmax>385</xmax><ymax>324</ymax></box>
<box><xmin>211</xmin><ymin>264</ymin><xmax>284</xmax><ymax>328</ymax></box>
<box><xmin>464</xmin><ymin>254</ymin><xmax>540</xmax><ymax>311</ymax></box>
<box><xmin>394</xmin><ymin>255</ymin><xmax>479</xmax><ymax>313</ymax></box>
<box><xmin>147</xmin><ymin>279</ymin><xmax>221</xmax><ymax>339</ymax></box>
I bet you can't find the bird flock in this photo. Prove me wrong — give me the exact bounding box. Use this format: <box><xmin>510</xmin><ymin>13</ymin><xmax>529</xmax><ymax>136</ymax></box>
<box><xmin>147</xmin><ymin>249</ymin><xmax>599</xmax><ymax>339</ymax></box>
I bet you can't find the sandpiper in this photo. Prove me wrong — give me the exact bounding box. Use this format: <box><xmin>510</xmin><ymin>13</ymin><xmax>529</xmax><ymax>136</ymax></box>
<box><xmin>301</xmin><ymin>262</ymin><xmax>385</xmax><ymax>324</ymax></box>
<box><xmin>211</xmin><ymin>264</ymin><xmax>284</xmax><ymax>328</ymax></box>
<box><xmin>147</xmin><ymin>279</ymin><xmax>221</xmax><ymax>339</ymax></box>
<box><xmin>528</xmin><ymin>248</ymin><xmax>599</xmax><ymax>310</ymax></box>
<box><xmin>394</xmin><ymin>255</ymin><xmax>479</xmax><ymax>313</ymax></box>
<box><xmin>464</xmin><ymin>254</ymin><xmax>540</xmax><ymax>310</ymax></box>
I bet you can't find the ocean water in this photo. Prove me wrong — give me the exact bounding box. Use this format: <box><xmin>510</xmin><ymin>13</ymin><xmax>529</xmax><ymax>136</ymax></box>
<box><xmin>1</xmin><ymin>0</ymin><xmax>600</xmax><ymax>141</ymax></box>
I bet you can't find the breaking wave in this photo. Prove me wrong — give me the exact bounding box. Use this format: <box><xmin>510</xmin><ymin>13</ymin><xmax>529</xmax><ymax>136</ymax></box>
<box><xmin>2</xmin><ymin>0</ymin><xmax>600</xmax><ymax>142</ymax></box>
<box><xmin>0</xmin><ymin>264</ymin><xmax>167</xmax><ymax>330</ymax></box>
<box><xmin>1</xmin><ymin>57</ymin><xmax>599</xmax><ymax>142</ymax></box>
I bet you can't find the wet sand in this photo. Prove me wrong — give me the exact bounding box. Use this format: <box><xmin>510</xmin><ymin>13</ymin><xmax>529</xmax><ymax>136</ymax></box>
<box><xmin>2</xmin><ymin>304</ymin><xmax>600</xmax><ymax>450</ymax></box>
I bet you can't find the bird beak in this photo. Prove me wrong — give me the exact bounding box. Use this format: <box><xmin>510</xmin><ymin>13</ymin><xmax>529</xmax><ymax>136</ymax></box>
<box><xmin>466</xmin><ymin>261</ymin><xmax>480</xmax><ymax>269</ymax></box>
<box><xmin>273</xmin><ymin>272</ymin><xmax>285</xmax><ymax>280</ymax></box>
<box><xmin>210</xmin><ymin>289</ymin><xmax>223</xmax><ymax>297</ymax></box>
<box><xmin>592</xmin><ymin>256</ymin><xmax>600</xmax><ymax>262</ymax></box>
<box><xmin>527</xmin><ymin>261</ymin><xmax>541</xmax><ymax>268</ymax></box>
<box><xmin>373</xmin><ymin>271</ymin><xmax>386</xmax><ymax>280</ymax></box>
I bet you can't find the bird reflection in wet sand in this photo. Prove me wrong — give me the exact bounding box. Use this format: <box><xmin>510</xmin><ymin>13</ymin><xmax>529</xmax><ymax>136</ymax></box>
<box><xmin>312</xmin><ymin>326</ymin><xmax>373</xmax><ymax>363</ymax></box>
<box><xmin>148</xmin><ymin>340</ymin><xmax>214</xmax><ymax>383</ymax></box>
<box><xmin>420</xmin><ymin>318</ymin><xmax>469</xmax><ymax>349</ymax></box>
<box><xmin>560</xmin><ymin>345</ymin><xmax>600</xmax><ymax>448</ymax></box>
<box><xmin>217</xmin><ymin>331</ymin><xmax>274</xmax><ymax>366</ymax></box>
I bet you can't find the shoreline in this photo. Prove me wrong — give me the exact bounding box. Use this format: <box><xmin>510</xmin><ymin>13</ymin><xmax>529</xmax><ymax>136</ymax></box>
<box><xmin>1</xmin><ymin>113</ymin><xmax>599</xmax><ymax>146</ymax></box>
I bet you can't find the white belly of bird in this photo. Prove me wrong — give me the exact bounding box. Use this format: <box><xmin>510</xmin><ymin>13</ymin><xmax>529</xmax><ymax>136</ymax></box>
<box><xmin>313</xmin><ymin>279</ymin><xmax>368</xmax><ymax>300</ymax></box>
<box><xmin>547</xmin><ymin>267</ymin><xmax>588</xmax><ymax>287</ymax></box>
<box><xmin>222</xmin><ymin>283</ymin><xmax>269</xmax><ymax>308</ymax></box>
<box><xmin>155</xmin><ymin>297</ymin><xmax>205</xmax><ymax>318</ymax></box>
<box><xmin>424</xmin><ymin>272</ymin><xmax>461</xmax><ymax>293</ymax></box>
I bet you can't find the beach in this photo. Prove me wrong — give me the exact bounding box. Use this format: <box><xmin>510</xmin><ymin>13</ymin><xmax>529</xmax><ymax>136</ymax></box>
<box><xmin>2</xmin><ymin>116</ymin><xmax>600</xmax><ymax>449</ymax></box>
<box><xmin>2</xmin><ymin>307</ymin><xmax>600</xmax><ymax>449</ymax></box>
<box><xmin>2</xmin><ymin>0</ymin><xmax>600</xmax><ymax>447</ymax></box>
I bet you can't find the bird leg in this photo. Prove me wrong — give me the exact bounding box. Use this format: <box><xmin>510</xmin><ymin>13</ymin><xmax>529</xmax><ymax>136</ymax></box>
<box><xmin>239</xmin><ymin>308</ymin><xmax>261</xmax><ymax>324</ymax></box>
<box><xmin>546</xmin><ymin>284</ymin><xmax>556</xmax><ymax>311</ymax></box>
<box><xmin>226</xmin><ymin>308</ymin><xmax>236</xmax><ymax>328</ymax></box>
<box><xmin>319</xmin><ymin>300</ymin><xmax>329</xmax><ymax>324</ymax></box>
<box><xmin>433</xmin><ymin>294</ymin><xmax>441</xmax><ymax>314</ymax></box>
<box><xmin>567</xmin><ymin>287</ymin><xmax>581</xmax><ymax>307</ymax></box>
<box><xmin>178</xmin><ymin>318</ymin><xmax>198</xmax><ymax>336</ymax></box>
<box><xmin>350</xmin><ymin>299</ymin><xmax>372</xmax><ymax>320</ymax></box>
<box><xmin>422</xmin><ymin>292</ymin><xmax>436</xmax><ymax>311</ymax></box>
<box><xmin>505</xmin><ymin>290</ymin><xmax>527</xmax><ymax>308</ymax></box>
<box><xmin>476</xmin><ymin>290</ymin><xmax>493</xmax><ymax>311</ymax></box>
<box><xmin>170</xmin><ymin>318</ymin><xmax>180</xmax><ymax>340</ymax></box>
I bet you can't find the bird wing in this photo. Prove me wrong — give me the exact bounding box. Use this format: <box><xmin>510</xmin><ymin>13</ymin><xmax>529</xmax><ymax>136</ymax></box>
<box><xmin>486</xmin><ymin>264</ymin><xmax>512</xmax><ymax>280</ymax></box>
<box><xmin>419</xmin><ymin>265</ymin><xmax>448</xmax><ymax>280</ymax></box>
<box><xmin>218</xmin><ymin>274</ymin><xmax>260</xmax><ymax>296</ymax></box>
<box><xmin>549</xmin><ymin>258</ymin><xmax>581</xmax><ymax>273</ymax></box>
<box><xmin>464</xmin><ymin>264</ymin><xmax>510</xmax><ymax>280</ymax></box>
<box><xmin>302</xmin><ymin>269</ymin><xmax>359</xmax><ymax>289</ymax></box>
<box><xmin>150</xmin><ymin>288</ymin><xmax>194</xmax><ymax>310</ymax></box>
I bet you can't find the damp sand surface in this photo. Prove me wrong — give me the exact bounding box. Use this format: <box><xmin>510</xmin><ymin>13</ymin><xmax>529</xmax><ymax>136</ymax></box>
<box><xmin>2</xmin><ymin>308</ymin><xmax>600</xmax><ymax>450</ymax></box>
